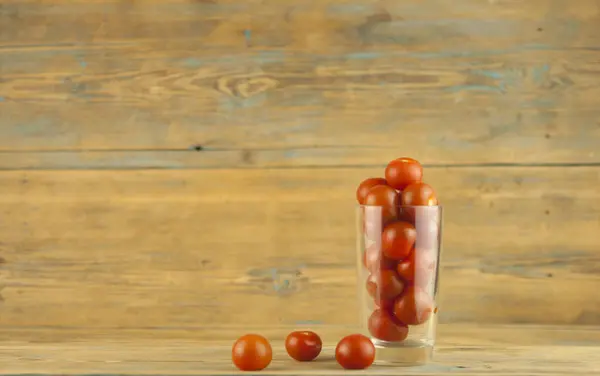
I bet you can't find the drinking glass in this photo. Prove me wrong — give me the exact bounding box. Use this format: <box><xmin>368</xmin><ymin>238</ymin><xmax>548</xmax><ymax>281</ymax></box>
<box><xmin>356</xmin><ymin>205</ymin><xmax>443</xmax><ymax>365</ymax></box>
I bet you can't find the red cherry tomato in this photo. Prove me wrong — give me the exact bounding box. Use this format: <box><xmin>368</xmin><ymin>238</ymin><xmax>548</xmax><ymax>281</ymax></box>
<box><xmin>366</xmin><ymin>274</ymin><xmax>378</xmax><ymax>297</ymax></box>
<box><xmin>382</xmin><ymin>222</ymin><xmax>417</xmax><ymax>260</ymax></box>
<box><xmin>232</xmin><ymin>334</ymin><xmax>272</xmax><ymax>371</ymax></box>
<box><xmin>401</xmin><ymin>182</ymin><xmax>438</xmax><ymax>206</ymax></box>
<box><xmin>285</xmin><ymin>331</ymin><xmax>322</xmax><ymax>362</ymax></box>
<box><xmin>368</xmin><ymin>309</ymin><xmax>409</xmax><ymax>342</ymax></box>
<box><xmin>363</xmin><ymin>245</ymin><xmax>395</xmax><ymax>274</ymax></box>
<box><xmin>335</xmin><ymin>334</ymin><xmax>375</xmax><ymax>370</ymax></box>
<box><xmin>374</xmin><ymin>295</ymin><xmax>394</xmax><ymax>310</ymax></box>
<box><xmin>385</xmin><ymin>157</ymin><xmax>423</xmax><ymax>190</ymax></box>
<box><xmin>396</xmin><ymin>249</ymin><xmax>437</xmax><ymax>288</ymax></box>
<box><xmin>364</xmin><ymin>185</ymin><xmax>399</xmax><ymax>225</ymax></box>
<box><xmin>393</xmin><ymin>286</ymin><xmax>434</xmax><ymax>326</ymax></box>
<box><xmin>366</xmin><ymin>270</ymin><xmax>405</xmax><ymax>301</ymax></box>
<box><xmin>356</xmin><ymin>177</ymin><xmax>387</xmax><ymax>204</ymax></box>
<box><xmin>397</xmin><ymin>206</ymin><xmax>416</xmax><ymax>225</ymax></box>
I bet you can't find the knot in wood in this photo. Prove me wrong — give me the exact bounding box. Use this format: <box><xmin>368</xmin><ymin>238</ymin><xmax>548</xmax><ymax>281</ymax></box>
<box><xmin>216</xmin><ymin>74</ymin><xmax>278</xmax><ymax>98</ymax></box>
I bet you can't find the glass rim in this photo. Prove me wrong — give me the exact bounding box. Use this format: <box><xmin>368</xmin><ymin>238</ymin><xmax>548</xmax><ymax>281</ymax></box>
<box><xmin>357</xmin><ymin>204</ymin><xmax>443</xmax><ymax>209</ymax></box>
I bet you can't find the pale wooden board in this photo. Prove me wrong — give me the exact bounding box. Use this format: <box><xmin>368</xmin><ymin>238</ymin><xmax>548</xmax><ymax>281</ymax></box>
<box><xmin>0</xmin><ymin>167</ymin><xmax>598</xmax><ymax>329</ymax></box>
<box><xmin>1</xmin><ymin>0</ymin><xmax>599</xmax><ymax>164</ymax></box>
<box><xmin>2</xmin><ymin>0</ymin><xmax>599</xmax><ymax>48</ymax></box>
<box><xmin>0</xmin><ymin>325</ymin><xmax>599</xmax><ymax>375</ymax></box>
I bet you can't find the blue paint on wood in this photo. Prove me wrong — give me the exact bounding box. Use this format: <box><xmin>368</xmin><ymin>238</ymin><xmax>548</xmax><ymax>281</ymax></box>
<box><xmin>444</xmin><ymin>84</ymin><xmax>503</xmax><ymax>94</ymax></box>
<box><xmin>399</xmin><ymin>43</ymin><xmax>552</xmax><ymax>59</ymax></box>
<box><xmin>532</xmin><ymin>64</ymin><xmax>550</xmax><ymax>85</ymax></box>
<box><xmin>256</xmin><ymin>50</ymin><xmax>286</xmax><ymax>64</ymax></box>
<box><xmin>181</xmin><ymin>57</ymin><xmax>203</xmax><ymax>68</ymax></box>
<box><xmin>0</xmin><ymin>96</ymin><xmax>4</xmax><ymax>102</ymax></box>
<box><xmin>344</xmin><ymin>51</ymin><xmax>384</xmax><ymax>60</ymax></box>
<box><xmin>524</xmin><ymin>98</ymin><xmax>556</xmax><ymax>108</ymax></box>
<box><xmin>218</xmin><ymin>93</ymin><xmax>267</xmax><ymax>112</ymax></box>
<box><xmin>243</xmin><ymin>29</ymin><xmax>251</xmax><ymax>44</ymax></box>
<box><xmin>176</xmin><ymin>51</ymin><xmax>289</xmax><ymax>68</ymax></box>
<box><xmin>472</xmin><ymin>70</ymin><xmax>504</xmax><ymax>80</ymax></box>
<box><xmin>284</xmin><ymin>150</ymin><xmax>299</xmax><ymax>159</ymax></box>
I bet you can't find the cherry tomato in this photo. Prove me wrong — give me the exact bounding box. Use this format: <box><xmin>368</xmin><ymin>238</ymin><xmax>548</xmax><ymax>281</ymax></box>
<box><xmin>363</xmin><ymin>245</ymin><xmax>395</xmax><ymax>274</ymax></box>
<box><xmin>335</xmin><ymin>334</ymin><xmax>375</xmax><ymax>370</ymax></box>
<box><xmin>364</xmin><ymin>185</ymin><xmax>399</xmax><ymax>225</ymax></box>
<box><xmin>232</xmin><ymin>334</ymin><xmax>272</xmax><ymax>371</ymax></box>
<box><xmin>366</xmin><ymin>270</ymin><xmax>405</xmax><ymax>301</ymax></box>
<box><xmin>366</xmin><ymin>274</ymin><xmax>378</xmax><ymax>297</ymax></box>
<box><xmin>368</xmin><ymin>309</ymin><xmax>409</xmax><ymax>342</ymax></box>
<box><xmin>393</xmin><ymin>286</ymin><xmax>434</xmax><ymax>326</ymax></box>
<box><xmin>285</xmin><ymin>331</ymin><xmax>322</xmax><ymax>362</ymax></box>
<box><xmin>396</xmin><ymin>249</ymin><xmax>436</xmax><ymax>288</ymax></box>
<box><xmin>374</xmin><ymin>295</ymin><xmax>394</xmax><ymax>310</ymax></box>
<box><xmin>356</xmin><ymin>177</ymin><xmax>388</xmax><ymax>205</ymax></box>
<box><xmin>382</xmin><ymin>221</ymin><xmax>417</xmax><ymax>260</ymax></box>
<box><xmin>397</xmin><ymin>206</ymin><xmax>416</xmax><ymax>225</ymax></box>
<box><xmin>385</xmin><ymin>157</ymin><xmax>423</xmax><ymax>190</ymax></box>
<box><xmin>401</xmin><ymin>182</ymin><xmax>438</xmax><ymax>206</ymax></box>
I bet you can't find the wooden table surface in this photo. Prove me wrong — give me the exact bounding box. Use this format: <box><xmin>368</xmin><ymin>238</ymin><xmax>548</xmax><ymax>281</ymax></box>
<box><xmin>1</xmin><ymin>325</ymin><xmax>599</xmax><ymax>375</ymax></box>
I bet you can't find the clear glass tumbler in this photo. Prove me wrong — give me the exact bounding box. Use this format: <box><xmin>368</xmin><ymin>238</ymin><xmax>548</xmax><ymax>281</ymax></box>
<box><xmin>356</xmin><ymin>205</ymin><xmax>442</xmax><ymax>365</ymax></box>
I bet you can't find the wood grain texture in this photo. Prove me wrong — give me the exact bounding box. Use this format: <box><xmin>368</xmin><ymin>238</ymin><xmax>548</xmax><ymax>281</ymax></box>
<box><xmin>1</xmin><ymin>0</ymin><xmax>600</xmax><ymax>165</ymax></box>
<box><xmin>1</xmin><ymin>48</ymin><xmax>599</xmax><ymax>164</ymax></box>
<box><xmin>1</xmin><ymin>0</ymin><xmax>599</xmax><ymax>332</ymax></box>
<box><xmin>0</xmin><ymin>167</ymin><xmax>598</xmax><ymax>329</ymax></box>
<box><xmin>1</xmin><ymin>325</ymin><xmax>599</xmax><ymax>375</ymax></box>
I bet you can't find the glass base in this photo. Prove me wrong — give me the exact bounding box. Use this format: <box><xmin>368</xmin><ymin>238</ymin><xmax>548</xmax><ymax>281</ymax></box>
<box><xmin>372</xmin><ymin>338</ymin><xmax>433</xmax><ymax>366</ymax></box>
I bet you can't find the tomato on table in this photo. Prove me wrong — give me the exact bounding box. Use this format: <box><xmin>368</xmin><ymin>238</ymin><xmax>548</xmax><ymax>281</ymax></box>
<box><xmin>385</xmin><ymin>157</ymin><xmax>423</xmax><ymax>190</ymax></box>
<box><xmin>285</xmin><ymin>331</ymin><xmax>322</xmax><ymax>362</ymax></box>
<box><xmin>401</xmin><ymin>182</ymin><xmax>438</xmax><ymax>206</ymax></box>
<box><xmin>232</xmin><ymin>334</ymin><xmax>272</xmax><ymax>371</ymax></box>
<box><xmin>368</xmin><ymin>308</ymin><xmax>409</xmax><ymax>342</ymax></box>
<box><xmin>393</xmin><ymin>286</ymin><xmax>434</xmax><ymax>326</ymax></box>
<box><xmin>356</xmin><ymin>177</ymin><xmax>388</xmax><ymax>204</ymax></box>
<box><xmin>364</xmin><ymin>185</ymin><xmax>399</xmax><ymax>225</ymax></box>
<box><xmin>335</xmin><ymin>334</ymin><xmax>376</xmax><ymax>370</ymax></box>
<box><xmin>381</xmin><ymin>221</ymin><xmax>417</xmax><ymax>260</ymax></box>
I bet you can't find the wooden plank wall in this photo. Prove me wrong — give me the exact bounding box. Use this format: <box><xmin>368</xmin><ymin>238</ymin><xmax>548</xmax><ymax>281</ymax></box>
<box><xmin>0</xmin><ymin>0</ymin><xmax>599</xmax><ymax>338</ymax></box>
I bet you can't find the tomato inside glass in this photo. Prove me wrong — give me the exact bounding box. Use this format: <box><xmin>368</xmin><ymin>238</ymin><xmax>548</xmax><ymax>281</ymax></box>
<box><xmin>381</xmin><ymin>221</ymin><xmax>417</xmax><ymax>260</ymax></box>
<box><xmin>368</xmin><ymin>308</ymin><xmax>409</xmax><ymax>342</ymax></box>
<box><xmin>356</xmin><ymin>177</ymin><xmax>388</xmax><ymax>204</ymax></box>
<box><xmin>393</xmin><ymin>286</ymin><xmax>434</xmax><ymax>326</ymax></box>
<box><xmin>396</xmin><ymin>249</ymin><xmax>436</xmax><ymax>288</ymax></box>
<box><xmin>366</xmin><ymin>270</ymin><xmax>405</xmax><ymax>301</ymax></box>
<box><xmin>401</xmin><ymin>182</ymin><xmax>438</xmax><ymax>206</ymax></box>
<box><xmin>364</xmin><ymin>185</ymin><xmax>399</xmax><ymax>225</ymax></box>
